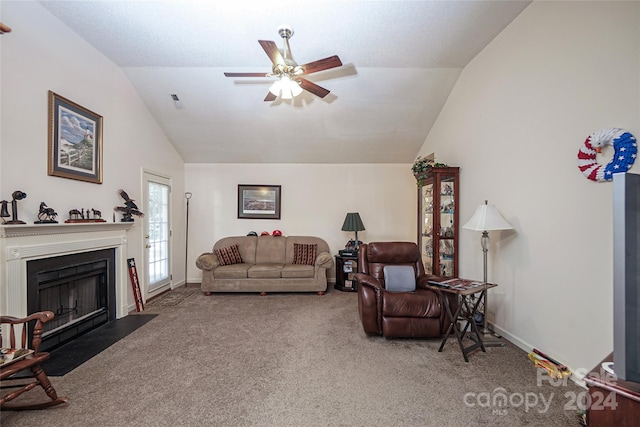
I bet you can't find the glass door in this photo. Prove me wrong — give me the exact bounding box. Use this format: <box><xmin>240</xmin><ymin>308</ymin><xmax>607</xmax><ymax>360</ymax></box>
<box><xmin>143</xmin><ymin>171</ymin><xmax>172</xmax><ymax>293</ymax></box>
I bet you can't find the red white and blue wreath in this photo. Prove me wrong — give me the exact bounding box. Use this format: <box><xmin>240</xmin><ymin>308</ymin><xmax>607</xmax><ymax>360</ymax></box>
<box><xmin>577</xmin><ymin>128</ymin><xmax>637</xmax><ymax>182</ymax></box>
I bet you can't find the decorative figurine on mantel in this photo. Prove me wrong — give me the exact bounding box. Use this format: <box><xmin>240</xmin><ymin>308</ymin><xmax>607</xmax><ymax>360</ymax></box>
<box><xmin>64</xmin><ymin>207</ymin><xmax>106</xmax><ymax>223</ymax></box>
<box><xmin>0</xmin><ymin>201</ymin><xmax>8</xmax><ymax>223</ymax></box>
<box><xmin>35</xmin><ymin>202</ymin><xmax>58</xmax><ymax>224</ymax></box>
<box><xmin>114</xmin><ymin>189</ymin><xmax>144</xmax><ymax>222</ymax></box>
<box><xmin>0</xmin><ymin>190</ymin><xmax>27</xmax><ymax>224</ymax></box>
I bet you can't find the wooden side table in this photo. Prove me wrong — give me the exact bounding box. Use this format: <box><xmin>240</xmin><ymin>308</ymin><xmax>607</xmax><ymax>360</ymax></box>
<box><xmin>427</xmin><ymin>280</ymin><xmax>497</xmax><ymax>362</ymax></box>
<box><xmin>334</xmin><ymin>255</ymin><xmax>358</xmax><ymax>292</ymax></box>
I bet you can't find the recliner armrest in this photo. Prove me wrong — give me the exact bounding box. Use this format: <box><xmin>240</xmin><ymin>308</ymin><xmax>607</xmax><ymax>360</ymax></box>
<box><xmin>195</xmin><ymin>252</ymin><xmax>219</xmax><ymax>271</ymax></box>
<box><xmin>355</xmin><ymin>273</ymin><xmax>383</xmax><ymax>292</ymax></box>
<box><xmin>416</xmin><ymin>275</ymin><xmax>433</xmax><ymax>290</ymax></box>
<box><xmin>355</xmin><ymin>273</ymin><xmax>384</xmax><ymax>335</ymax></box>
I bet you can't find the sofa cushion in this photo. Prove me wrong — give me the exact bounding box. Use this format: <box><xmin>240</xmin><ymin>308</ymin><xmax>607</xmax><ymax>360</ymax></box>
<box><xmin>281</xmin><ymin>264</ymin><xmax>315</xmax><ymax>279</ymax></box>
<box><xmin>255</xmin><ymin>236</ymin><xmax>286</xmax><ymax>264</ymax></box>
<box><xmin>248</xmin><ymin>264</ymin><xmax>283</xmax><ymax>278</ymax></box>
<box><xmin>215</xmin><ymin>264</ymin><xmax>250</xmax><ymax>279</ymax></box>
<box><xmin>214</xmin><ymin>244</ymin><xmax>243</xmax><ymax>266</ymax></box>
<box><xmin>293</xmin><ymin>243</ymin><xmax>317</xmax><ymax>265</ymax></box>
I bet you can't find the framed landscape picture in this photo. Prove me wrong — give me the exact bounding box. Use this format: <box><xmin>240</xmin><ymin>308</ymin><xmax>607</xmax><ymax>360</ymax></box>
<box><xmin>48</xmin><ymin>91</ymin><xmax>103</xmax><ymax>184</ymax></box>
<box><xmin>237</xmin><ymin>185</ymin><xmax>281</xmax><ymax>219</ymax></box>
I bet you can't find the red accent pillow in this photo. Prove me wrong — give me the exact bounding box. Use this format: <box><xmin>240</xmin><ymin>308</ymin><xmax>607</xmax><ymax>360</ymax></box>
<box><xmin>293</xmin><ymin>243</ymin><xmax>317</xmax><ymax>265</ymax></box>
<box><xmin>214</xmin><ymin>244</ymin><xmax>243</xmax><ymax>266</ymax></box>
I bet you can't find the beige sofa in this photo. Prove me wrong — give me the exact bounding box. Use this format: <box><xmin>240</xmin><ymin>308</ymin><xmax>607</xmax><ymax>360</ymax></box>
<box><xmin>196</xmin><ymin>235</ymin><xmax>333</xmax><ymax>295</ymax></box>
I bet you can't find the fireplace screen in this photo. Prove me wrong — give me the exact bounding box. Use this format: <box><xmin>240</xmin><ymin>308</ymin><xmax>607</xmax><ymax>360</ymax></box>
<box><xmin>27</xmin><ymin>249</ymin><xmax>116</xmax><ymax>351</ymax></box>
<box><xmin>38</xmin><ymin>265</ymin><xmax>106</xmax><ymax>335</ymax></box>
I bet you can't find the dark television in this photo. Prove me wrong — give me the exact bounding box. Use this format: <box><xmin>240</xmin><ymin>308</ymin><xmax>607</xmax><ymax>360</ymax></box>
<box><xmin>612</xmin><ymin>172</ymin><xmax>640</xmax><ymax>382</ymax></box>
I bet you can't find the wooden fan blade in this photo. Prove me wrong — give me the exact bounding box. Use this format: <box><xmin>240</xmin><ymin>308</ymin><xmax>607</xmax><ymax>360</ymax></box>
<box><xmin>298</xmin><ymin>78</ymin><xmax>330</xmax><ymax>98</ymax></box>
<box><xmin>264</xmin><ymin>92</ymin><xmax>277</xmax><ymax>102</ymax></box>
<box><xmin>299</xmin><ymin>55</ymin><xmax>342</xmax><ymax>75</ymax></box>
<box><xmin>258</xmin><ymin>40</ymin><xmax>284</xmax><ymax>66</ymax></box>
<box><xmin>224</xmin><ymin>72</ymin><xmax>269</xmax><ymax>77</ymax></box>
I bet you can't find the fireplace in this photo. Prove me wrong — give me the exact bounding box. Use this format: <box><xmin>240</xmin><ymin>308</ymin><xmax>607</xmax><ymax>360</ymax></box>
<box><xmin>26</xmin><ymin>249</ymin><xmax>116</xmax><ymax>352</ymax></box>
<box><xmin>1</xmin><ymin>223</ymin><xmax>132</xmax><ymax>336</ymax></box>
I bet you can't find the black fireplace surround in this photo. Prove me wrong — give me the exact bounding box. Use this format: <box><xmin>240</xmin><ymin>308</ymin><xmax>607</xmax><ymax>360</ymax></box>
<box><xmin>26</xmin><ymin>248</ymin><xmax>116</xmax><ymax>352</ymax></box>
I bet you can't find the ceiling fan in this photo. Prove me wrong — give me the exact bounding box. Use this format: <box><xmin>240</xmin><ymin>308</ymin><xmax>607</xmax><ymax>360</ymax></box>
<box><xmin>224</xmin><ymin>25</ymin><xmax>343</xmax><ymax>101</ymax></box>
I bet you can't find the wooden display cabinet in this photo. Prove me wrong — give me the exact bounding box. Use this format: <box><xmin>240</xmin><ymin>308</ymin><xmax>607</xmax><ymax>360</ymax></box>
<box><xmin>417</xmin><ymin>167</ymin><xmax>459</xmax><ymax>277</ymax></box>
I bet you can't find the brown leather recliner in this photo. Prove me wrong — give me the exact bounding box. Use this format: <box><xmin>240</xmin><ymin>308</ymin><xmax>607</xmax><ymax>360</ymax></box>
<box><xmin>355</xmin><ymin>242</ymin><xmax>454</xmax><ymax>338</ymax></box>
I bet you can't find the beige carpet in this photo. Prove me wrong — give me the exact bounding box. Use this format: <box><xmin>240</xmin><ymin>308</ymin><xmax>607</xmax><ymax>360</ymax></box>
<box><xmin>1</xmin><ymin>285</ymin><xmax>583</xmax><ymax>426</ymax></box>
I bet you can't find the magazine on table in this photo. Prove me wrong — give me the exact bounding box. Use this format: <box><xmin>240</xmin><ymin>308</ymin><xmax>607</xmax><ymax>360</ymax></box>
<box><xmin>428</xmin><ymin>277</ymin><xmax>485</xmax><ymax>290</ymax></box>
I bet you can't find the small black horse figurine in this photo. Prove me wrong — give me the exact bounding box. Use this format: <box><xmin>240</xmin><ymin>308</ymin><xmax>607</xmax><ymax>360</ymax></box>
<box><xmin>35</xmin><ymin>202</ymin><xmax>58</xmax><ymax>224</ymax></box>
<box><xmin>68</xmin><ymin>208</ymin><xmax>83</xmax><ymax>220</ymax></box>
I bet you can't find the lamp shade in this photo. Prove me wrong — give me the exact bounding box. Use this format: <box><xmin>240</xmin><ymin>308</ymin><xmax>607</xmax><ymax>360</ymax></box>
<box><xmin>463</xmin><ymin>200</ymin><xmax>512</xmax><ymax>231</ymax></box>
<box><xmin>341</xmin><ymin>212</ymin><xmax>365</xmax><ymax>232</ymax></box>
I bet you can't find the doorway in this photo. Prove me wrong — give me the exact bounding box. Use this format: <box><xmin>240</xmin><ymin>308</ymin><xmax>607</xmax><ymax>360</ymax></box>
<box><xmin>143</xmin><ymin>171</ymin><xmax>172</xmax><ymax>293</ymax></box>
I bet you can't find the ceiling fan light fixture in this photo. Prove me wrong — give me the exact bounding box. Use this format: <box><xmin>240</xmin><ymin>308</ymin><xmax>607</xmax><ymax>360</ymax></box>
<box><xmin>268</xmin><ymin>80</ymin><xmax>283</xmax><ymax>97</ymax></box>
<box><xmin>224</xmin><ymin>26</ymin><xmax>343</xmax><ymax>100</ymax></box>
<box><xmin>286</xmin><ymin>78</ymin><xmax>303</xmax><ymax>97</ymax></box>
<box><xmin>269</xmin><ymin>76</ymin><xmax>302</xmax><ymax>99</ymax></box>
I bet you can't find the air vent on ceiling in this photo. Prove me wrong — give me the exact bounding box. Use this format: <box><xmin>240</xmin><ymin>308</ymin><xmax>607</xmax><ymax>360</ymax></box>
<box><xmin>170</xmin><ymin>93</ymin><xmax>184</xmax><ymax>109</ymax></box>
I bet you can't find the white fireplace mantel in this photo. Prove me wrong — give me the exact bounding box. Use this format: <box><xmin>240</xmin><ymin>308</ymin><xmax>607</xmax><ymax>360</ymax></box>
<box><xmin>0</xmin><ymin>222</ymin><xmax>134</xmax><ymax>238</ymax></box>
<box><xmin>1</xmin><ymin>222</ymin><xmax>134</xmax><ymax>319</ymax></box>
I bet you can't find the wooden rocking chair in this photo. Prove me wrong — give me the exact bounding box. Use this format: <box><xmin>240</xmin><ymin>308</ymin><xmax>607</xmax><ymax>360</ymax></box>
<box><xmin>1</xmin><ymin>311</ymin><xmax>69</xmax><ymax>410</ymax></box>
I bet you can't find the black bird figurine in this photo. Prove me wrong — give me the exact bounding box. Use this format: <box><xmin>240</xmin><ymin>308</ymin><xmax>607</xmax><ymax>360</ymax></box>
<box><xmin>114</xmin><ymin>189</ymin><xmax>144</xmax><ymax>222</ymax></box>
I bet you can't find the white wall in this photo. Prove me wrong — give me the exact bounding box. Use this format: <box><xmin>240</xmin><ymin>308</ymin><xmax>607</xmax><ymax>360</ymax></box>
<box><xmin>185</xmin><ymin>163</ymin><xmax>416</xmax><ymax>282</ymax></box>
<box><xmin>420</xmin><ymin>1</ymin><xmax>639</xmax><ymax>375</ymax></box>
<box><xmin>0</xmin><ymin>2</ymin><xmax>186</xmax><ymax>306</ymax></box>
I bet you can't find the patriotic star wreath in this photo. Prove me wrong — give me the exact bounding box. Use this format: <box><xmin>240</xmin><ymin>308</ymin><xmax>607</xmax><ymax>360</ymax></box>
<box><xmin>577</xmin><ymin>128</ymin><xmax>637</xmax><ymax>182</ymax></box>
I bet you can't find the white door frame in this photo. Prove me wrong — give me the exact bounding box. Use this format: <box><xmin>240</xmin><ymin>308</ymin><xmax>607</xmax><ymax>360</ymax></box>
<box><xmin>142</xmin><ymin>169</ymin><xmax>172</xmax><ymax>294</ymax></box>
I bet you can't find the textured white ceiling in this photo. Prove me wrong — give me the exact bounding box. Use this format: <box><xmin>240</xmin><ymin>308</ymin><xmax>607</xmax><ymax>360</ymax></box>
<box><xmin>38</xmin><ymin>0</ymin><xmax>531</xmax><ymax>163</ymax></box>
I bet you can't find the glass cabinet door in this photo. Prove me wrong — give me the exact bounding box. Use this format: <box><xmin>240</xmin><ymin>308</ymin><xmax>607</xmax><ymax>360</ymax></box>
<box><xmin>421</xmin><ymin>183</ymin><xmax>434</xmax><ymax>274</ymax></box>
<box><xmin>417</xmin><ymin>167</ymin><xmax>459</xmax><ymax>277</ymax></box>
<box><xmin>438</xmin><ymin>176</ymin><xmax>456</xmax><ymax>277</ymax></box>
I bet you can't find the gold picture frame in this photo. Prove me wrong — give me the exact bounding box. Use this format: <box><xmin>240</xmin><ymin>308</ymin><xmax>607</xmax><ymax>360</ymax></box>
<box><xmin>48</xmin><ymin>91</ymin><xmax>103</xmax><ymax>184</ymax></box>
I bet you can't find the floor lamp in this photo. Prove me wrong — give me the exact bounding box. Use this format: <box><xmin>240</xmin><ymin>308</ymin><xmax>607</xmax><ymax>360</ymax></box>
<box><xmin>185</xmin><ymin>192</ymin><xmax>192</xmax><ymax>287</ymax></box>
<box><xmin>463</xmin><ymin>200</ymin><xmax>513</xmax><ymax>347</ymax></box>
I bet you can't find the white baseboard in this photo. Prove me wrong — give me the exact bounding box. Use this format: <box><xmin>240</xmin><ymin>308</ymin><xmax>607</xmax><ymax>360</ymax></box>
<box><xmin>171</xmin><ymin>279</ymin><xmax>186</xmax><ymax>289</ymax></box>
<box><xmin>490</xmin><ymin>322</ymin><xmax>587</xmax><ymax>389</ymax></box>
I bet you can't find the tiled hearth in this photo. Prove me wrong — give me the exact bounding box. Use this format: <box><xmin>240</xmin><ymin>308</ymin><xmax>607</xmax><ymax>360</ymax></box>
<box><xmin>1</xmin><ymin>223</ymin><xmax>133</xmax><ymax>319</ymax></box>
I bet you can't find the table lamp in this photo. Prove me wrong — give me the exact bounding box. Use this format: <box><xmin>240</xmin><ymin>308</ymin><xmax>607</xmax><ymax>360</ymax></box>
<box><xmin>341</xmin><ymin>212</ymin><xmax>365</xmax><ymax>251</ymax></box>
<box><xmin>463</xmin><ymin>200</ymin><xmax>513</xmax><ymax>346</ymax></box>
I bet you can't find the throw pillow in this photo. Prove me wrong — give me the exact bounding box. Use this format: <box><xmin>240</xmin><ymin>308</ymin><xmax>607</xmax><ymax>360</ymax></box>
<box><xmin>214</xmin><ymin>244</ymin><xmax>243</xmax><ymax>266</ymax></box>
<box><xmin>293</xmin><ymin>243</ymin><xmax>317</xmax><ymax>265</ymax></box>
<box><xmin>383</xmin><ymin>265</ymin><xmax>416</xmax><ymax>292</ymax></box>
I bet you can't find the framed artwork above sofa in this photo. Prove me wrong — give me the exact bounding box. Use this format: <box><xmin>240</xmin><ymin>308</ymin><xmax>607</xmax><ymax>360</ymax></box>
<box><xmin>237</xmin><ymin>184</ymin><xmax>281</xmax><ymax>219</ymax></box>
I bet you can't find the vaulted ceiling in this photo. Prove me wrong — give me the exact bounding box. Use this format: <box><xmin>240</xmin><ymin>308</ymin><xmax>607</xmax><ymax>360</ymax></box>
<box><xmin>38</xmin><ymin>0</ymin><xmax>531</xmax><ymax>163</ymax></box>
